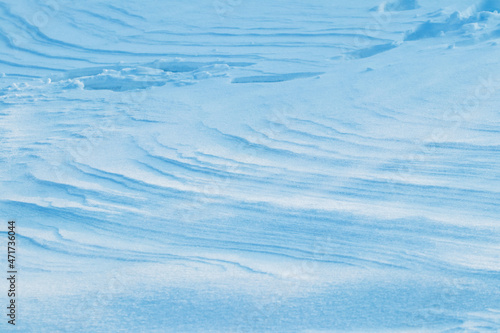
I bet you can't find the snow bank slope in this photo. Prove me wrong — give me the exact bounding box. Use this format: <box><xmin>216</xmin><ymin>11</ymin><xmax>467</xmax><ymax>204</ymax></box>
<box><xmin>0</xmin><ymin>0</ymin><xmax>499</xmax><ymax>332</ymax></box>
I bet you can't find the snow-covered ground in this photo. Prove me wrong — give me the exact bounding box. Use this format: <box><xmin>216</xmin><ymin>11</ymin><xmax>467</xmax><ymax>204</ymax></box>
<box><xmin>0</xmin><ymin>0</ymin><xmax>499</xmax><ymax>331</ymax></box>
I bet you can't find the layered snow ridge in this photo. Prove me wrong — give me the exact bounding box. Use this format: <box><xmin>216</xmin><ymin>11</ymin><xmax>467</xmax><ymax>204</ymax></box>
<box><xmin>0</xmin><ymin>0</ymin><xmax>499</xmax><ymax>332</ymax></box>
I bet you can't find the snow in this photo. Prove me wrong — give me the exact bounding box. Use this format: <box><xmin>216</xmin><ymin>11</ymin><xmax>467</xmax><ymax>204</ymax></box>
<box><xmin>0</xmin><ymin>0</ymin><xmax>499</xmax><ymax>332</ymax></box>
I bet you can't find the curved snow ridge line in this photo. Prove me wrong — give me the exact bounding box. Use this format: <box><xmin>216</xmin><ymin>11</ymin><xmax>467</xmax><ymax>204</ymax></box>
<box><xmin>232</xmin><ymin>72</ymin><xmax>323</xmax><ymax>83</ymax></box>
<box><xmin>0</xmin><ymin>1</ymin><xmax>283</xmax><ymax>63</ymax></box>
<box><xmin>151</xmin><ymin>137</ymin><xmax>357</xmax><ymax>179</ymax></box>
<box><xmin>65</xmin><ymin>239</ymin><xmax>283</xmax><ymax>274</ymax></box>
<box><xmin>282</xmin><ymin>116</ymin><xmax>413</xmax><ymax>145</ymax></box>
<box><xmin>144</xmin><ymin>30</ymin><xmax>394</xmax><ymax>40</ymax></box>
<box><xmin>69</xmin><ymin>162</ymin><xmax>202</xmax><ymax>200</ymax></box>
<box><xmin>0</xmin><ymin>58</ymin><xmax>64</xmax><ymax>72</ymax></box>
<box><xmin>180</xmin><ymin>227</ymin><xmax>441</xmax><ymax>271</ymax></box>
<box><xmin>41</xmin><ymin>155</ymin><xmax>498</xmax><ymax>224</ymax></box>
<box><xmin>11</xmin><ymin>203</ymin><xmax>497</xmax><ymax>276</ymax></box>
<box><xmin>23</xmin><ymin>223</ymin><xmax>405</xmax><ymax>277</ymax></box>
<box><xmin>1</xmin><ymin>212</ymin><xmax>405</xmax><ymax>272</ymax></box>
<box><xmin>0</xmin><ymin>200</ymin><xmax>183</xmax><ymax>246</ymax></box>
<box><xmin>4</xmin><ymin>195</ymin><xmax>496</xmax><ymax>264</ymax></box>
<box><xmin>197</xmin><ymin>124</ymin><xmax>408</xmax><ymax>184</ymax></box>
<box><xmin>132</xmin><ymin>142</ymin><xmax>303</xmax><ymax>185</ymax></box>
<box><xmin>4</xmin><ymin>214</ymin><xmax>500</xmax><ymax>278</ymax></box>
<box><xmin>154</xmin><ymin>135</ymin><xmax>357</xmax><ymax>176</ymax></box>
<box><xmin>68</xmin><ymin>8</ymin><xmax>142</xmax><ymax>30</ymax></box>
<box><xmin>13</xmin><ymin>233</ymin><xmax>196</xmax><ymax>266</ymax></box>
<box><xmin>188</xmin><ymin>248</ymin><xmax>401</xmax><ymax>270</ymax></box>
<box><xmin>45</xmin><ymin>127</ymin><xmax>498</xmax><ymax>220</ymax></box>
<box><xmin>0</xmin><ymin>27</ymin><xmax>90</xmax><ymax>63</ymax></box>
<box><xmin>34</xmin><ymin>118</ymin><xmax>491</xmax><ymax>219</ymax></box>
<box><xmin>197</xmin><ymin>124</ymin><xmax>361</xmax><ymax>170</ymax></box>
<box><xmin>134</xmin><ymin>154</ymin><xmax>325</xmax><ymax>194</ymax></box>
<box><xmin>26</xmin><ymin>172</ymin><xmax>149</xmax><ymax>210</ymax></box>
<box><xmin>345</xmin><ymin>42</ymin><xmax>399</xmax><ymax>59</ymax></box>
<box><xmin>425</xmin><ymin>141</ymin><xmax>500</xmax><ymax>152</ymax></box>
<box><xmin>105</xmin><ymin>4</ymin><xmax>147</xmax><ymax>21</ymax></box>
<box><xmin>63</xmin><ymin>164</ymin><xmax>316</xmax><ymax>214</ymax></box>
<box><xmin>244</xmin><ymin>122</ymin><xmax>396</xmax><ymax>156</ymax></box>
<box><xmin>110</xmin><ymin>214</ymin><xmax>394</xmax><ymax>268</ymax></box>
<box><xmin>0</xmin><ymin>2</ymin><xmax>114</xmax><ymax>60</ymax></box>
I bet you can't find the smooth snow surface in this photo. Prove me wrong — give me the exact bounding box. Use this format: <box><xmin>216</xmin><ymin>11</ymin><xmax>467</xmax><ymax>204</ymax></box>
<box><xmin>0</xmin><ymin>0</ymin><xmax>499</xmax><ymax>332</ymax></box>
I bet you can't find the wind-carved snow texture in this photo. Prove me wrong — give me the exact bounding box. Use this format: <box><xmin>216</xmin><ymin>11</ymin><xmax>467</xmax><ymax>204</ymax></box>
<box><xmin>378</xmin><ymin>0</ymin><xmax>420</xmax><ymax>12</ymax></box>
<box><xmin>0</xmin><ymin>0</ymin><xmax>499</xmax><ymax>332</ymax></box>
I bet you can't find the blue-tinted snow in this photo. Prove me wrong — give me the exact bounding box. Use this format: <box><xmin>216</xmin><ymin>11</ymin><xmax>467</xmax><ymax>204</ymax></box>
<box><xmin>0</xmin><ymin>0</ymin><xmax>499</xmax><ymax>332</ymax></box>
